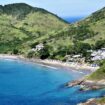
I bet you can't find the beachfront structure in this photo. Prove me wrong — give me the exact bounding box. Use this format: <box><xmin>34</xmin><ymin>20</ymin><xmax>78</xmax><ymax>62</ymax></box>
<box><xmin>91</xmin><ymin>48</ymin><xmax>105</xmax><ymax>61</ymax></box>
<box><xmin>35</xmin><ymin>43</ymin><xmax>44</xmax><ymax>51</ymax></box>
<box><xmin>65</xmin><ymin>54</ymin><xmax>85</xmax><ymax>63</ymax></box>
<box><xmin>72</xmin><ymin>55</ymin><xmax>81</xmax><ymax>58</ymax></box>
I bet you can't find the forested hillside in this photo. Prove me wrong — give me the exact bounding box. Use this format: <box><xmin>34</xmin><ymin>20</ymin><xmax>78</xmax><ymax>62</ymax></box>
<box><xmin>31</xmin><ymin>7</ymin><xmax>105</xmax><ymax>60</ymax></box>
<box><xmin>0</xmin><ymin>3</ymin><xmax>105</xmax><ymax>61</ymax></box>
<box><xmin>0</xmin><ymin>3</ymin><xmax>68</xmax><ymax>54</ymax></box>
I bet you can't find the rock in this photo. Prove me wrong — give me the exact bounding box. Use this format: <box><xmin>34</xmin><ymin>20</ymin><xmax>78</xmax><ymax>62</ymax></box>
<box><xmin>65</xmin><ymin>79</ymin><xmax>105</xmax><ymax>91</ymax></box>
<box><xmin>65</xmin><ymin>79</ymin><xmax>84</xmax><ymax>87</ymax></box>
<box><xmin>80</xmin><ymin>80</ymin><xmax>105</xmax><ymax>91</ymax></box>
<box><xmin>78</xmin><ymin>98</ymin><xmax>97</xmax><ymax>105</ymax></box>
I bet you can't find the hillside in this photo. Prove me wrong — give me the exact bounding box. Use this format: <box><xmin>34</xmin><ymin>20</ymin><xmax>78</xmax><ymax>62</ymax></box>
<box><xmin>0</xmin><ymin>3</ymin><xmax>68</xmax><ymax>54</ymax></box>
<box><xmin>87</xmin><ymin>60</ymin><xmax>105</xmax><ymax>80</ymax></box>
<box><xmin>31</xmin><ymin>7</ymin><xmax>105</xmax><ymax>60</ymax></box>
<box><xmin>0</xmin><ymin>3</ymin><xmax>105</xmax><ymax>60</ymax></box>
<box><xmin>81</xmin><ymin>61</ymin><xmax>105</xmax><ymax>105</ymax></box>
<box><xmin>81</xmin><ymin>8</ymin><xmax>105</xmax><ymax>82</ymax></box>
<box><xmin>45</xmin><ymin>7</ymin><xmax>105</xmax><ymax>45</ymax></box>
<box><xmin>79</xmin><ymin>7</ymin><xmax>105</xmax><ymax>44</ymax></box>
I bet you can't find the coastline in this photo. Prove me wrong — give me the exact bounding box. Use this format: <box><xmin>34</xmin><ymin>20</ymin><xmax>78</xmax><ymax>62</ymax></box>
<box><xmin>1</xmin><ymin>54</ymin><xmax>104</xmax><ymax>105</ymax></box>
<box><xmin>0</xmin><ymin>54</ymin><xmax>99</xmax><ymax>72</ymax></box>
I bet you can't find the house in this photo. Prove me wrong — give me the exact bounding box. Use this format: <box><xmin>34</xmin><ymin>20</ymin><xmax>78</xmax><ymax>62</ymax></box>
<box><xmin>31</xmin><ymin>43</ymin><xmax>44</xmax><ymax>52</ymax></box>
<box><xmin>65</xmin><ymin>54</ymin><xmax>85</xmax><ymax>63</ymax></box>
<box><xmin>35</xmin><ymin>43</ymin><xmax>44</xmax><ymax>51</ymax></box>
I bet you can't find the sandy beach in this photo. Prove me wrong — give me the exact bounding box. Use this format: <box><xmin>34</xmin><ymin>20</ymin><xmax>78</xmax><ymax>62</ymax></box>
<box><xmin>0</xmin><ymin>54</ymin><xmax>19</xmax><ymax>59</ymax></box>
<box><xmin>0</xmin><ymin>54</ymin><xmax>99</xmax><ymax>72</ymax></box>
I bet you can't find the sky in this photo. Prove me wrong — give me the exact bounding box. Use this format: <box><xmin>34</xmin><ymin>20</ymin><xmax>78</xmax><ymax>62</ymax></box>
<box><xmin>0</xmin><ymin>0</ymin><xmax>105</xmax><ymax>18</ymax></box>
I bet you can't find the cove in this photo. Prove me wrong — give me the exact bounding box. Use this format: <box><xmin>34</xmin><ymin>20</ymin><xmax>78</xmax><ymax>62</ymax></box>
<box><xmin>0</xmin><ymin>59</ymin><xmax>105</xmax><ymax>105</ymax></box>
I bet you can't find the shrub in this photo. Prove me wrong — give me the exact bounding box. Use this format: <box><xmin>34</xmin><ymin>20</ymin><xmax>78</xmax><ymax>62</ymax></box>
<box><xmin>12</xmin><ymin>49</ymin><xmax>19</xmax><ymax>54</ymax></box>
<box><xmin>27</xmin><ymin>51</ymin><xmax>35</xmax><ymax>58</ymax></box>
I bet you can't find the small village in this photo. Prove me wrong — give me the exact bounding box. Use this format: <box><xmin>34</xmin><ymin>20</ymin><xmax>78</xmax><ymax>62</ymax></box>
<box><xmin>31</xmin><ymin>43</ymin><xmax>105</xmax><ymax>66</ymax></box>
<box><xmin>27</xmin><ymin>43</ymin><xmax>105</xmax><ymax>73</ymax></box>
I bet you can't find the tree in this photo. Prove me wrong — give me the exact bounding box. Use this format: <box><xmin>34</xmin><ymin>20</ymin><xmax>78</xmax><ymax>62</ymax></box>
<box><xmin>13</xmin><ymin>48</ymin><xmax>19</xmax><ymax>54</ymax></box>
<box><xmin>27</xmin><ymin>51</ymin><xmax>34</xmax><ymax>58</ymax></box>
<box><xmin>73</xmin><ymin>24</ymin><xmax>94</xmax><ymax>40</ymax></box>
<box><xmin>73</xmin><ymin>41</ymin><xmax>91</xmax><ymax>54</ymax></box>
<box><xmin>38</xmin><ymin>45</ymin><xmax>50</xmax><ymax>59</ymax></box>
<box><xmin>95</xmin><ymin>40</ymin><xmax>105</xmax><ymax>50</ymax></box>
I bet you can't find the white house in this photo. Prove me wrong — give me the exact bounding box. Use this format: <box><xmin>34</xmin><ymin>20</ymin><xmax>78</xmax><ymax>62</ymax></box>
<box><xmin>31</xmin><ymin>43</ymin><xmax>44</xmax><ymax>52</ymax></box>
<box><xmin>35</xmin><ymin>43</ymin><xmax>44</xmax><ymax>51</ymax></box>
<box><xmin>65</xmin><ymin>54</ymin><xmax>84</xmax><ymax>63</ymax></box>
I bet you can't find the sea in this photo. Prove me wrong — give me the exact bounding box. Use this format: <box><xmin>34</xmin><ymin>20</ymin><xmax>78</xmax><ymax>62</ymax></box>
<box><xmin>0</xmin><ymin>59</ymin><xmax>105</xmax><ymax>105</ymax></box>
<box><xmin>63</xmin><ymin>17</ymin><xmax>85</xmax><ymax>23</ymax></box>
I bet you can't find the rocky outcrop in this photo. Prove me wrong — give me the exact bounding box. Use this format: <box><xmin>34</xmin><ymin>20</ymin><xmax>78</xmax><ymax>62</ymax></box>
<box><xmin>78</xmin><ymin>97</ymin><xmax>105</xmax><ymax>105</ymax></box>
<box><xmin>78</xmin><ymin>98</ymin><xmax>97</xmax><ymax>105</ymax></box>
<box><xmin>65</xmin><ymin>79</ymin><xmax>105</xmax><ymax>91</ymax></box>
<box><xmin>65</xmin><ymin>79</ymin><xmax>84</xmax><ymax>87</ymax></box>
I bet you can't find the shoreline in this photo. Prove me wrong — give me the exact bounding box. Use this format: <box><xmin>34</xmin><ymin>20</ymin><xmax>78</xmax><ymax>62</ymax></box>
<box><xmin>1</xmin><ymin>54</ymin><xmax>104</xmax><ymax>105</ymax></box>
<box><xmin>0</xmin><ymin>54</ymin><xmax>99</xmax><ymax>73</ymax></box>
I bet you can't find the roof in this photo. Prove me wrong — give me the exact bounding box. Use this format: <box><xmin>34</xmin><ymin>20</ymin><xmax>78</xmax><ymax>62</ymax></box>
<box><xmin>72</xmin><ymin>55</ymin><xmax>81</xmax><ymax>58</ymax></box>
<box><xmin>36</xmin><ymin>43</ymin><xmax>44</xmax><ymax>48</ymax></box>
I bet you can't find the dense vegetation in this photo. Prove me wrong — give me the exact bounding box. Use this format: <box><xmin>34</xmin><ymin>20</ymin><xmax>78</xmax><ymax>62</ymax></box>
<box><xmin>87</xmin><ymin>61</ymin><xmax>105</xmax><ymax>104</ymax></box>
<box><xmin>97</xmin><ymin>97</ymin><xmax>105</xmax><ymax>104</ymax></box>
<box><xmin>87</xmin><ymin>60</ymin><xmax>105</xmax><ymax>80</ymax></box>
<box><xmin>0</xmin><ymin>3</ymin><xmax>68</xmax><ymax>54</ymax></box>
<box><xmin>27</xmin><ymin>7</ymin><xmax>105</xmax><ymax>60</ymax></box>
<box><xmin>0</xmin><ymin>3</ymin><xmax>105</xmax><ymax>61</ymax></box>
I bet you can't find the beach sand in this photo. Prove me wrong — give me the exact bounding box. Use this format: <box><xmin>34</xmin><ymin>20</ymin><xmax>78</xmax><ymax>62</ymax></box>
<box><xmin>0</xmin><ymin>54</ymin><xmax>99</xmax><ymax>72</ymax></box>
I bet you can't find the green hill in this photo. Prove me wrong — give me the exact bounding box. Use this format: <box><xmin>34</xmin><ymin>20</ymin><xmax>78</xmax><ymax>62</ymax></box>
<box><xmin>79</xmin><ymin>7</ymin><xmax>105</xmax><ymax>44</ymax></box>
<box><xmin>45</xmin><ymin>7</ymin><xmax>105</xmax><ymax>46</ymax></box>
<box><xmin>84</xmin><ymin>61</ymin><xmax>105</xmax><ymax>104</ymax></box>
<box><xmin>0</xmin><ymin>3</ymin><xmax>68</xmax><ymax>54</ymax></box>
<box><xmin>87</xmin><ymin>61</ymin><xmax>105</xmax><ymax>80</ymax></box>
<box><xmin>32</xmin><ymin>7</ymin><xmax>105</xmax><ymax>60</ymax></box>
<box><xmin>0</xmin><ymin>3</ymin><xmax>105</xmax><ymax>60</ymax></box>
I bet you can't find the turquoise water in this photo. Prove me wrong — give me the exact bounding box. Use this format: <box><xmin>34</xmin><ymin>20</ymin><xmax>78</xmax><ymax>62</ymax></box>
<box><xmin>0</xmin><ymin>59</ymin><xmax>105</xmax><ymax>105</ymax></box>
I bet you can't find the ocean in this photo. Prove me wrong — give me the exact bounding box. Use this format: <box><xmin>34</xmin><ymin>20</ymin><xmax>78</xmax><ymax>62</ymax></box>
<box><xmin>63</xmin><ymin>17</ymin><xmax>85</xmax><ymax>23</ymax></box>
<box><xmin>0</xmin><ymin>59</ymin><xmax>105</xmax><ymax>105</ymax></box>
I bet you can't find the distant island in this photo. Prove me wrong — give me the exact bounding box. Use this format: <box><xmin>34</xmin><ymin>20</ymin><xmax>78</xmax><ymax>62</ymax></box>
<box><xmin>0</xmin><ymin>3</ymin><xmax>105</xmax><ymax>104</ymax></box>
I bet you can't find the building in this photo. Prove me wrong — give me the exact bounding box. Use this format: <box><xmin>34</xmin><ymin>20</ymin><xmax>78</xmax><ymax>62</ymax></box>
<box><xmin>35</xmin><ymin>43</ymin><xmax>44</xmax><ymax>51</ymax></box>
<box><xmin>31</xmin><ymin>43</ymin><xmax>44</xmax><ymax>52</ymax></box>
<box><xmin>65</xmin><ymin>54</ymin><xmax>85</xmax><ymax>63</ymax></box>
<box><xmin>91</xmin><ymin>48</ymin><xmax>105</xmax><ymax>61</ymax></box>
